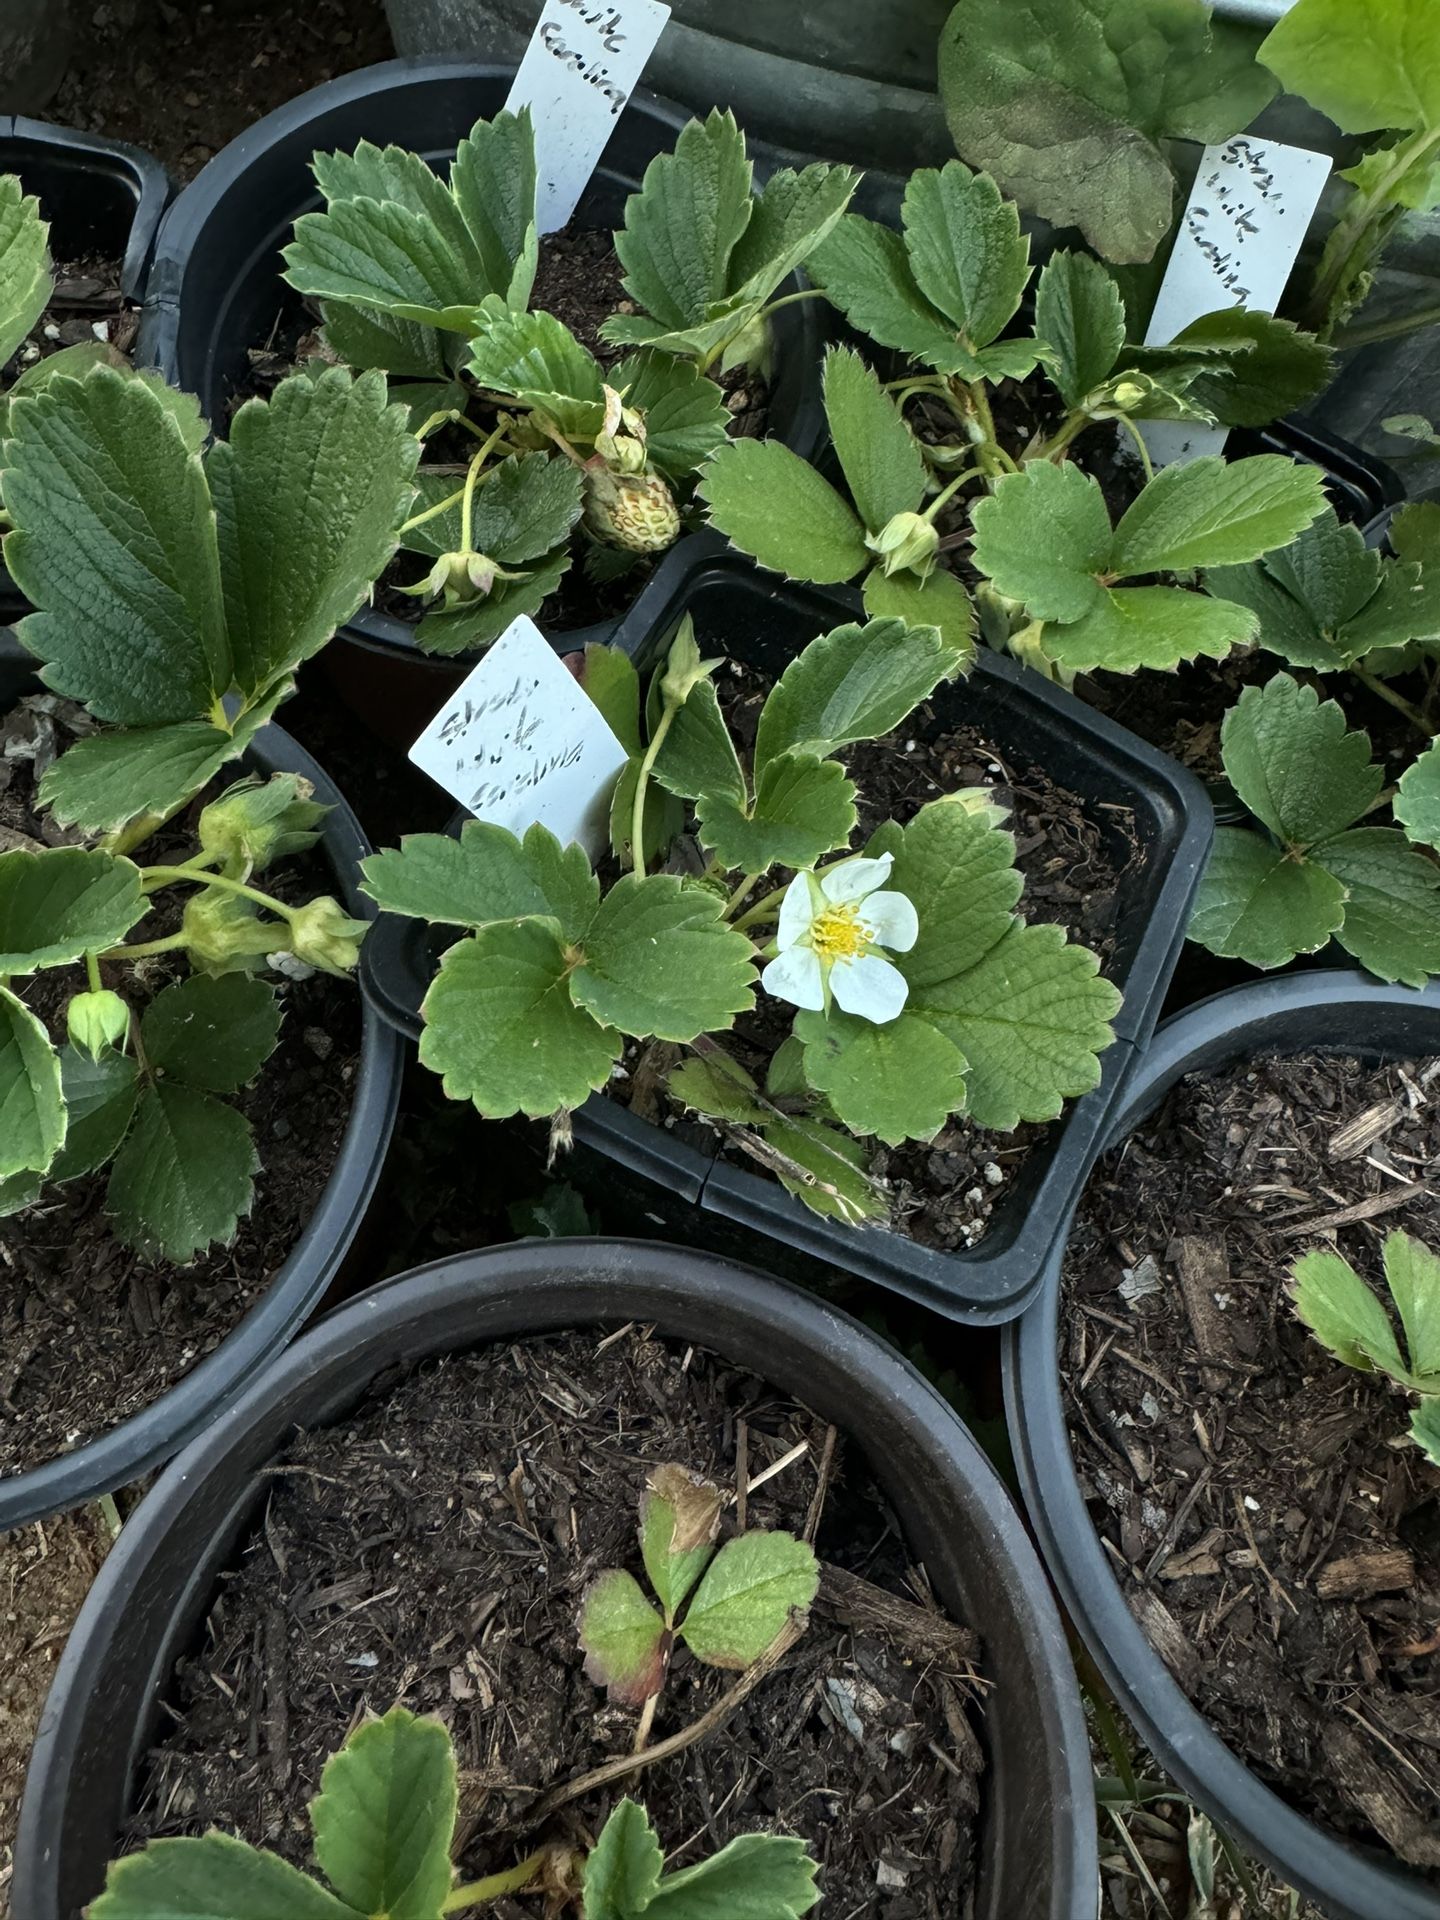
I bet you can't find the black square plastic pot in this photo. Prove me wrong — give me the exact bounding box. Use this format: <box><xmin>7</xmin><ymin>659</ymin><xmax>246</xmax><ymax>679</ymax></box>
<box><xmin>1005</xmin><ymin>972</ymin><xmax>1440</xmax><ymax>1920</ymax></box>
<box><xmin>0</xmin><ymin>631</ymin><xmax>404</xmax><ymax>1529</ymax></box>
<box><xmin>137</xmin><ymin>57</ymin><xmax>832</xmax><ymax>744</ymax></box>
<box><xmin>0</xmin><ymin>116</ymin><xmax>172</xmax><ymax>618</ymax></box>
<box><xmin>360</xmin><ymin>538</ymin><xmax>1215</xmax><ymax>1324</ymax></box>
<box><xmin>14</xmin><ymin>1241</ymin><xmax>1097</xmax><ymax>1920</ymax></box>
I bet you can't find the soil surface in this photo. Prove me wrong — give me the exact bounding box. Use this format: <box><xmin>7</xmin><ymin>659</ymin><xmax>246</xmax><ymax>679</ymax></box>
<box><xmin>130</xmin><ymin>1326</ymin><xmax>986</xmax><ymax>1917</ymax></box>
<box><xmin>0</xmin><ymin>255</ymin><xmax>135</xmax><ymax>385</ymax></box>
<box><xmin>1061</xmin><ymin>1050</ymin><xmax>1440</xmax><ymax>1874</ymax></box>
<box><xmin>0</xmin><ymin>697</ymin><xmax>363</xmax><ymax>1478</ymax></box>
<box><xmin>612</xmin><ymin>655</ymin><xmax>1140</xmax><ymax>1253</ymax></box>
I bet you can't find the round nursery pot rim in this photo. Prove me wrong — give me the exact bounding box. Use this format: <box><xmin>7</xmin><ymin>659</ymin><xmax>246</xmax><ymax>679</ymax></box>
<box><xmin>17</xmin><ymin>1239</ymin><xmax>1097</xmax><ymax>1920</ymax></box>
<box><xmin>1005</xmin><ymin>969</ymin><xmax>1440</xmax><ymax>1920</ymax></box>
<box><xmin>0</xmin><ymin>710</ymin><xmax>405</xmax><ymax>1532</ymax></box>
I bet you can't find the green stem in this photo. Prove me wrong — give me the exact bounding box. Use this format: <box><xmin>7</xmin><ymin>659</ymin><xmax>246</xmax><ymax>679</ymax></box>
<box><xmin>1334</xmin><ymin>300</ymin><xmax>1440</xmax><ymax>351</ymax></box>
<box><xmin>399</xmin><ymin>424</ymin><xmax>510</xmax><ymax>540</ymax></box>
<box><xmin>85</xmin><ymin>951</ymin><xmax>102</xmax><ymax>994</ymax></box>
<box><xmin>922</xmin><ymin>468</ymin><xmax>974</xmax><ymax>523</ymax></box>
<box><xmin>1114</xmin><ymin>412</ymin><xmax>1155</xmax><ymax>484</ymax></box>
<box><xmin>1353</xmin><ymin>667</ymin><xmax>1432</xmax><ymax>738</ymax></box>
<box><xmin>1307</xmin><ymin>125</ymin><xmax>1440</xmax><ymax>336</ymax></box>
<box><xmin>399</xmin><ymin>484</ymin><xmax>467</xmax><ymax>536</ymax></box>
<box><xmin>763</xmin><ymin>287</ymin><xmax>829</xmax><ymax>315</ymax></box>
<box><xmin>630</xmin><ymin>706</ymin><xmax>679</xmax><ymax>877</ymax></box>
<box><xmin>1035</xmin><ymin>411</ymin><xmax>1091</xmax><ymax>463</ymax></box>
<box><xmin>441</xmin><ymin>1853</ymin><xmax>547</xmax><ymax>1913</ymax></box>
<box><xmin>138</xmin><ymin>865</ymin><xmax>295</xmax><ymax>921</ymax></box>
<box><xmin>733</xmin><ymin>883</ymin><xmax>788</xmax><ymax>933</ymax></box>
<box><xmin>99</xmin><ymin>931</ymin><xmax>190</xmax><ymax>962</ymax></box>
<box><xmin>723</xmin><ymin>872</ymin><xmax>762</xmax><ymax>919</ymax></box>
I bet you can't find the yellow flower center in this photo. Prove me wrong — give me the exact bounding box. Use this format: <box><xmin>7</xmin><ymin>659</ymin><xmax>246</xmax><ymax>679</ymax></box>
<box><xmin>809</xmin><ymin>902</ymin><xmax>874</xmax><ymax>963</ymax></box>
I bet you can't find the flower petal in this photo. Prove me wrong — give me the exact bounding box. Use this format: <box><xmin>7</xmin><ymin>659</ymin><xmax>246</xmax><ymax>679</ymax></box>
<box><xmin>830</xmin><ymin>951</ymin><xmax>909</xmax><ymax>1023</ymax></box>
<box><xmin>820</xmin><ymin>852</ymin><xmax>894</xmax><ymax>906</ymax></box>
<box><xmin>761</xmin><ymin>945</ymin><xmax>826</xmax><ymax>1011</ymax></box>
<box><xmin>775</xmin><ymin>871</ymin><xmax>818</xmax><ymax>951</ymax></box>
<box><xmin>859</xmin><ymin>889</ymin><xmax>918</xmax><ymax>953</ymax></box>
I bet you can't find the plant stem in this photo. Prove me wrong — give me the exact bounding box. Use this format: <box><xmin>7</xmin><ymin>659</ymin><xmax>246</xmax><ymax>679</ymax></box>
<box><xmin>732</xmin><ymin>882</ymin><xmax>788</xmax><ymax>933</ymax></box>
<box><xmin>99</xmin><ymin>931</ymin><xmax>190</xmax><ymax>961</ymax></box>
<box><xmin>632</xmin><ymin>1691</ymin><xmax>659</xmax><ymax>1753</ymax></box>
<box><xmin>1353</xmin><ymin>667</ymin><xmax>1432</xmax><ymax>738</ymax></box>
<box><xmin>763</xmin><ymin>287</ymin><xmax>829</xmax><ymax>315</ymax></box>
<box><xmin>441</xmin><ymin>1853</ymin><xmax>546</xmax><ymax>1913</ymax></box>
<box><xmin>1306</xmin><ymin>125</ymin><xmax>1440</xmax><ymax>336</ymax></box>
<box><xmin>922</xmin><ymin>468</ymin><xmax>973</xmax><ymax>524</ymax></box>
<box><xmin>399</xmin><ymin>424</ymin><xmax>509</xmax><ymax>540</ymax></box>
<box><xmin>85</xmin><ymin>952</ymin><xmax>102</xmax><ymax>994</ymax></box>
<box><xmin>723</xmin><ymin>872</ymin><xmax>762</xmax><ymax>918</ymax></box>
<box><xmin>1035</xmin><ymin>411</ymin><xmax>1091</xmax><ymax>463</ymax></box>
<box><xmin>629</xmin><ymin>706</ymin><xmax>678</xmax><ymax>877</ymax></box>
<box><xmin>138</xmin><ymin>866</ymin><xmax>295</xmax><ymax>921</ymax></box>
<box><xmin>1334</xmin><ymin>300</ymin><xmax>1440</xmax><ymax>351</ymax></box>
<box><xmin>1114</xmin><ymin>412</ymin><xmax>1154</xmax><ymax>484</ymax></box>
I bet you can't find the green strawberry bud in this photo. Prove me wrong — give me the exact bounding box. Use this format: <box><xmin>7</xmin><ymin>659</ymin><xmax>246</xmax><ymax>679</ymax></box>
<box><xmin>182</xmin><ymin>891</ymin><xmax>280</xmax><ymax>976</ymax></box>
<box><xmin>659</xmin><ymin>615</ymin><xmax>721</xmax><ymax>709</ymax></box>
<box><xmin>199</xmin><ymin>774</ymin><xmax>328</xmax><ymax>877</ymax></box>
<box><xmin>286</xmin><ymin>896</ymin><xmax>369</xmax><ymax>976</ymax></box>
<box><xmin>66</xmin><ymin>988</ymin><xmax>129</xmax><ymax>1060</ymax></box>
<box><xmin>866</xmin><ymin>510</ymin><xmax>940</xmax><ymax>579</ymax></box>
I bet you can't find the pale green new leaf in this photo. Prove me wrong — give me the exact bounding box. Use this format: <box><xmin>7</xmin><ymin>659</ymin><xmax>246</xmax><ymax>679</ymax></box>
<box><xmin>680</xmin><ymin>1531</ymin><xmax>819</xmax><ymax>1669</ymax></box>
<box><xmin>1045</xmin><ymin>586</ymin><xmax>1255</xmax><ymax>675</ymax></box>
<box><xmin>918</xmin><ymin>920</ymin><xmax>1121</xmax><ymax>1130</ymax></box>
<box><xmin>699</xmin><ymin>438</ymin><xmax>867</xmax><ymax>584</ymax></box>
<box><xmin>1290</xmin><ymin>1248</ymin><xmax>1407</xmax><ymax>1379</ymax></box>
<box><xmin>644</xmin><ymin>1832</ymin><xmax>821</xmax><ymax>1920</ymax></box>
<box><xmin>1110</xmin><ymin>456</ymin><xmax>1327</xmax><ymax>577</ymax></box>
<box><xmin>450</xmin><ymin>108</ymin><xmax>539</xmax><ymax>309</ymax></box>
<box><xmin>651</xmin><ymin>679</ymin><xmax>746</xmax><ymax>806</ymax></box>
<box><xmin>398</xmin><ymin>455</ymin><xmax>582</xmax><ymax>563</ymax></box>
<box><xmin>599</xmin><ymin>294</ymin><xmax>758</xmax><ymax>369</ymax></box>
<box><xmin>613</xmin><ymin>109</ymin><xmax>754</xmax><ymax>330</ymax></box>
<box><xmin>860</xmin><ymin>567</ymin><xmax>976</xmax><ymax>662</ymax></box>
<box><xmin>822</xmin><ymin>346</ymin><xmax>926</xmax><ymax>533</ymax></box>
<box><xmin>361</xmin><ymin>819</ymin><xmax>598</xmax><ymax>937</ymax></box>
<box><xmin>940</xmin><ymin>0</ymin><xmax>1277</xmax><ymax>263</ymax></box>
<box><xmin>210</xmin><ymin>366</ymin><xmax>419</xmax><ymax>695</ymax></box>
<box><xmin>570</xmin><ymin>874</ymin><xmax>755</xmax><ymax>1041</ymax></box>
<box><xmin>579</xmin><ymin>1570</ymin><xmax>668</xmax><ymax>1705</ymax></box>
<box><xmin>696</xmin><ymin>751</ymin><xmax>857</xmax><ymax>874</ymax></box>
<box><xmin>728</xmin><ymin>161</ymin><xmax>858</xmax><ymax>300</ymax></box>
<box><xmin>1035</xmin><ymin>250</ymin><xmax>1125</xmax><ymax>409</ymax></box>
<box><xmin>901</xmin><ymin>161</ymin><xmax>1032</xmax><ymax>351</ymax></box>
<box><xmin>611</xmin><ymin>351</ymin><xmax>730</xmax><ymax>479</ymax></box>
<box><xmin>1259</xmin><ymin>0</ymin><xmax>1440</xmax><ymax>135</ymax></box>
<box><xmin>1396</xmin><ymin>739</ymin><xmax>1440</xmax><ymax>851</ymax></box>
<box><xmin>1312</xmin><ymin>828</ymin><xmax>1440</xmax><ymax>988</ymax></box>
<box><xmin>4</xmin><ymin>367</ymin><xmax>228</xmax><ymax>725</ymax></box>
<box><xmin>1188</xmin><ymin>828</ymin><xmax>1347</xmax><ymax>968</ymax></box>
<box><xmin>755</xmin><ymin>618</ymin><xmax>962</xmax><ymax>771</ymax></box>
<box><xmin>0</xmin><ymin>984</ymin><xmax>63</xmax><ymax>1179</ymax></box>
<box><xmin>794</xmin><ymin>1007</ymin><xmax>969</xmax><ymax>1145</ymax></box>
<box><xmin>49</xmin><ymin>1047</ymin><xmax>138</xmax><ymax>1184</ymax></box>
<box><xmin>584</xmin><ymin>1801</ymin><xmax>665</xmax><ymax>1920</ymax></box>
<box><xmin>969</xmin><ymin>462</ymin><xmax>1111</xmax><ymax>623</ymax></box>
<box><xmin>1220</xmin><ymin>675</ymin><xmax>1382</xmax><ymax>848</ymax></box>
<box><xmin>1382</xmin><ymin>1230</ymin><xmax>1440</xmax><ymax>1387</ymax></box>
<box><xmin>414</xmin><ymin>552</ymin><xmax>568</xmax><ymax>658</ymax></box>
<box><xmin>889</xmin><ymin>799</ymin><xmax>1022</xmax><ymax>988</ymax></box>
<box><xmin>0</xmin><ymin>846</ymin><xmax>144</xmax><ymax>972</ymax></box>
<box><xmin>419</xmin><ymin>919</ymin><xmax>620</xmax><ymax>1119</ymax></box>
<box><xmin>87</xmin><ymin>1831</ymin><xmax>361</xmax><ymax>1920</ymax></box>
<box><xmin>142</xmin><ymin>974</ymin><xmax>282</xmax><ymax>1094</ymax></box>
<box><xmin>310</xmin><ymin>1707</ymin><xmax>456</xmax><ymax>1920</ymax></box>
<box><xmin>0</xmin><ymin>175</ymin><xmax>50</xmax><ymax>366</ymax></box>
<box><xmin>467</xmin><ymin>308</ymin><xmax>605</xmax><ymax>438</ymax></box>
<box><xmin>107</xmin><ymin>1081</ymin><xmax>259</xmax><ymax>1262</ymax></box>
<box><xmin>640</xmin><ymin>1468</ymin><xmax>723</xmax><ymax>1616</ymax></box>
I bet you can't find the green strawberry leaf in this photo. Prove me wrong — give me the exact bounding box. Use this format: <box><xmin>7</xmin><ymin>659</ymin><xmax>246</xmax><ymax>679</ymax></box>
<box><xmin>1410</xmin><ymin>1398</ymin><xmax>1440</xmax><ymax>1469</ymax></box>
<box><xmin>579</xmin><ymin>1570</ymin><xmax>669</xmax><ymax>1704</ymax></box>
<box><xmin>680</xmin><ymin>1531</ymin><xmax>819</xmax><ymax>1669</ymax></box>
<box><xmin>142</xmin><ymin>974</ymin><xmax>282</xmax><ymax>1094</ymax></box>
<box><xmin>49</xmin><ymin>1046</ymin><xmax>138</xmax><ymax>1184</ymax></box>
<box><xmin>0</xmin><ymin>846</ymin><xmax>144</xmax><ymax>972</ymax></box>
<box><xmin>414</xmin><ymin>553</ymin><xmax>569</xmax><ymax>658</ymax></box>
<box><xmin>766</xmin><ymin>1113</ymin><xmax>888</xmax><ymax>1226</ymax></box>
<box><xmin>969</xmin><ymin>461</ymin><xmax>1111</xmax><ymax>623</ymax></box>
<box><xmin>311</xmin><ymin>1707</ymin><xmax>456</xmax><ymax>1920</ymax></box>
<box><xmin>1035</xmin><ymin>249</ymin><xmax>1125</xmax><ymax>409</ymax></box>
<box><xmin>1044</xmin><ymin>585</ymin><xmax>1255</xmax><ymax>675</ymax></box>
<box><xmin>729</xmin><ymin>161</ymin><xmax>859</xmax><ymax>302</ymax></box>
<box><xmin>0</xmin><ymin>174</ymin><xmax>50</xmax><ymax>366</ymax></box>
<box><xmin>860</xmin><ymin>566</ymin><xmax>976</xmax><ymax>663</ymax></box>
<box><xmin>889</xmin><ymin>798</ymin><xmax>1022</xmax><ymax>988</ymax></box>
<box><xmin>106</xmin><ymin>1080</ymin><xmax>259</xmax><ymax>1263</ymax></box>
<box><xmin>1396</xmin><ymin>739</ymin><xmax>1440</xmax><ymax>851</ymax></box>
<box><xmin>322</xmin><ymin>301</ymin><xmax>447</xmax><ymax>380</ymax></box>
<box><xmin>644</xmin><ymin>1832</ymin><xmax>821</xmax><ymax>1920</ymax></box>
<box><xmin>696</xmin><ymin>751</ymin><xmax>857</xmax><ymax>873</ymax></box>
<box><xmin>916</xmin><ymin>920</ymin><xmax>1121</xmax><ymax>1130</ymax></box>
<box><xmin>940</xmin><ymin>0</ymin><xmax>1277</xmax><ymax>263</ymax></box>
<box><xmin>806</xmin><ymin>215</ymin><xmax>967</xmax><ymax>372</ymax></box>
<box><xmin>283</xmin><ymin>189</ymin><xmax>489</xmax><ymax>333</ymax></box>
<box><xmin>1259</xmin><ymin>0</ymin><xmax>1440</xmax><ymax>135</ymax></box>
<box><xmin>1313</xmin><ymin>828</ymin><xmax>1440</xmax><ymax>988</ymax></box>
<box><xmin>668</xmin><ymin>1051</ymin><xmax>768</xmax><ymax>1127</ymax></box>
<box><xmin>1204</xmin><ymin>559</ymin><xmax>1343</xmax><ymax>672</ymax></box>
<box><xmin>450</xmin><ymin>107</ymin><xmax>539</xmax><ymax>310</ymax></box>
<box><xmin>598</xmin><ymin>294</ymin><xmax>759</xmax><ymax>370</ymax></box>
<box><xmin>1382</xmin><ymin>1230</ymin><xmax>1440</xmax><ymax>1387</ymax></box>
<box><xmin>1188</xmin><ymin>826</ymin><xmax>1347</xmax><ymax>968</ymax></box>
<box><xmin>0</xmin><ymin>984</ymin><xmax>64</xmax><ymax>1180</ymax></box>
<box><xmin>612</xmin><ymin>352</ymin><xmax>730</xmax><ymax>479</ymax></box>
<box><xmin>1110</xmin><ymin>456</ymin><xmax>1327</xmax><ymax>577</ymax></box>
<box><xmin>755</xmin><ymin>617</ymin><xmax>963</xmax><ymax>771</ymax></box>
<box><xmin>570</xmin><ymin>874</ymin><xmax>756</xmax><ymax>1041</ymax></box>
<box><xmin>362</xmin><ymin>820</ymin><xmax>599</xmax><ymax>936</ymax></box>
<box><xmin>901</xmin><ymin>161</ymin><xmax>1033</xmax><ymax>354</ymax></box>
<box><xmin>466</xmin><ymin>308</ymin><xmax>605</xmax><ymax>439</ymax></box>
<box><xmin>612</xmin><ymin>109</ymin><xmax>755</xmax><ymax>332</ymax></box>
<box><xmin>1291</xmin><ymin>1247</ymin><xmax>1407</xmax><ymax>1380</ymax></box>
<box><xmin>640</xmin><ymin>1463</ymin><xmax>724</xmax><ymax>1617</ymax></box>
<box><xmin>5</xmin><ymin>366</ymin><xmax>229</xmax><ymax>725</ymax></box>
<box><xmin>584</xmin><ymin>1801</ymin><xmax>665</xmax><ymax>1920</ymax></box>
<box><xmin>419</xmin><ymin>918</ymin><xmax>620</xmax><ymax>1119</ymax></box>
<box><xmin>822</xmin><ymin>345</ymin><xmax>927</xmax><ymax>533</ymax></box>
<box><xmin>699</xmin><ymin>439</ymin><xmax>867</xmax><ymax>584</ymax></box>
<box><xmin>1220</xmin><ymin>674</ymin><xmax>1382</xmax><ymax>848</ymax></box>
<box><xmin>794</xmin><ymin>1007</ymin><xmax>969</xmax><ymax>1145</ymax></box>
<box><xmin>651</xmin><ymin>678</ymin><xmax>746</xmax><ymax>809</ymax></box>
<box><xmin>399</xmin><ymin>454</ymin><xmax>583</xmax><ymax>564</ymax></box>
<box><xmin>1392</xmin><ymin>500</ymin><xmax>1440</xmax><ymax>568</ymax></box>
<box><xmin>210</xmin><ymin>366</ymin><xmax>419</xmax><ymax>696</ymax></box>
<box><xmin>1171</xmin><ymin>309</ymin><xmax>1333</xmax><ymax>429</ymax></box>
<box><xmin>87</xmin><ymin>1831</ymin><xmax>360</xmax><ymax>1920</ymax></box>
<box><xmin>583</xmin><ymin>645</ymin><xmax>643</xmax><ymax>755</ymax></box>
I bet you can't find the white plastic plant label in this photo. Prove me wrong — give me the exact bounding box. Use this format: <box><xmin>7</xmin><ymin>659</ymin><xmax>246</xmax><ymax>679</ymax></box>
<box><xmin>507</xmin><ymin>0</ymin><xmax>672</xmax><ymax>234</ymax></box>
<box><xmin>408</xmin><ymin>616</ymin><xmax>629</xmax><ymax>858</ymax></box>
<box><xmin>1141</xmin><ymin>135</ymin><xmax>1332</xmax><ymax>467</ymax></box>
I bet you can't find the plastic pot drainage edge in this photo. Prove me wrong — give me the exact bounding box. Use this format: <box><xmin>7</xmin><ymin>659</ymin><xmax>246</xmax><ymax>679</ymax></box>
<box><xmin>0</xmin><ymin>635</ymin><xmax>405</xmax><ymax>1530</ymax></box>
<box><xmin>16</xmin><ymin>1240</ymin><xmax>1098</xmax><ymax>1920</ymax></box>
<box><xmin>1005</xmin><ymin>970</ymin><xmax>1440</xmax><ymax>1920</ymax></box>
<box><xmin>360</xmin><ymin>534</ymin><xmax>1215</xmax><ymax>1325</ymax></box>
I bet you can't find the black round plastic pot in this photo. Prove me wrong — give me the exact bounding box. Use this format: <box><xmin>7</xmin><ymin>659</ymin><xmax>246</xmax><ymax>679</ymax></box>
<box><xmin>1005</xmin><ymin>971</ymin><xmax>1440</xmax><ymax>1920</ymax></box>
<box><xmin>362</xmin><ymin>534</ymin><xmax>1214</xmax><ymax>1325</ymax></box>
<box><xmin>0</xmin><ymin>115</ymin><xmax>171</xmax><ymax>618</ymax></box>
<box><xmin>15</xmin><ymin>1238</ymin><xmax>1097</xmax><ymax>1920</ymax></box>
<box><xmin>139</xmin><ymin>57</ymin><xmax>831</xmax><ymax>744</ymax></box>
<box><xmin>0</xmin><ymin>635</ymin><xmax>404</xmax><ymax>1529</ymax></box>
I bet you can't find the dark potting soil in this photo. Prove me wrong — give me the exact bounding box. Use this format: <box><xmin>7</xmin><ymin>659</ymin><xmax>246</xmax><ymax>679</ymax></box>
<box><xmin>129</xmin><ymin>1326</ymin><xmax>986</xmax><ymax>1918</ymax></box>
<box><xmin>0</xmin><ymin>700</ymin><xmax>363</xmax><ymax>1479</ymax></box>
<box><xmin>1060</xmin><ymin>1051</ymin><xmax>1440</xmax><ymax>1873</ymax></box>
<box><xmin>610</xmin><ymin>656</ymin><xmax>1139</xmax><ymax>1252</ymax></box>
<box><xmin>0</xmin><ymin>256</ymin><xmax>135</xmax><ymax>387</ymax></box>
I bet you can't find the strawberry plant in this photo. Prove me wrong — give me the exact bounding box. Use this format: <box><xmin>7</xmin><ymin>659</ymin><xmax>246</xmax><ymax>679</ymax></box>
<box><xmin>87</xmin><ymin>1706</ymin><xmax>820</xmax><ymax>1920</ymax></box>
<box><xmin>361</xmin><ymin>615</ymin><xmax>1121</xmax><ymax>1226</ymax></box>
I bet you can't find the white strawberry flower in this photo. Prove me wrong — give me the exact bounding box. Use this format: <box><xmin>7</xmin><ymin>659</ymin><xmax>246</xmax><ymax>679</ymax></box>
<box><xmin>760</xmin><ymin>852</ymin><xmax>918</xmax><ymax>1024</ymax></box>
